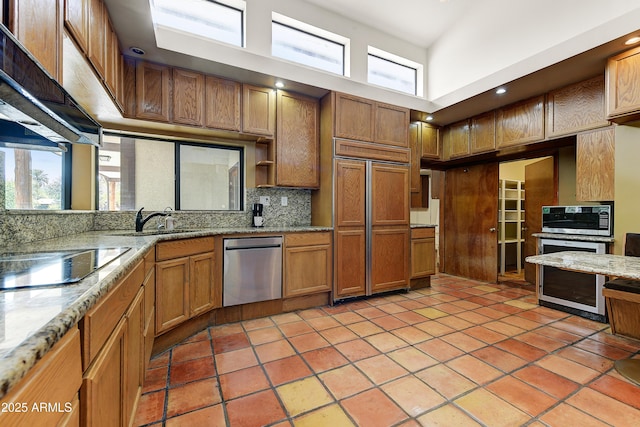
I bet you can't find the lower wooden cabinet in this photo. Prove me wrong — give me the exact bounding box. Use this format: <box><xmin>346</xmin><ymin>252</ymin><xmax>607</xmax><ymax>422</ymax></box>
<box><xmin>411</xmin><ymin>227</ymin><xmax>436</xmax><ymax>278</ymax></box>
<box><xmin>155</xmin><ymin>237</ymin><xmax>217</xmax><ymax>335</ymax></box>
<box><xmin>283</xmin><ymin>232</ymin><xmax>332</xmax><ymax>297</ymax></box>
<box><xmin>0</xmin><ymin>328</ymin><xmax>82</xmax><ymax>427</ymax></box>
<box><xmin>371</xmin><ymin>227</ymin><xmax>410</xmax><ymax>293</ymax></box>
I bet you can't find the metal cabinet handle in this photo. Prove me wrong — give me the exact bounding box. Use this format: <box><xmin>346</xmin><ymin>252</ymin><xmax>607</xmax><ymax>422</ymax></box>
<box><xmin>489</xmin><ymin>227</ymin><xmax>496</xmax><ymax>232</ymax></box>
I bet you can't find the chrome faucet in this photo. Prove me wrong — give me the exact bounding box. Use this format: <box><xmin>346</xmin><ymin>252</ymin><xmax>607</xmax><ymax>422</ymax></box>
<box><xmin>135</xmin><ymin>207</ymin><xmax>168</xmax><ymax>232</ymax></box>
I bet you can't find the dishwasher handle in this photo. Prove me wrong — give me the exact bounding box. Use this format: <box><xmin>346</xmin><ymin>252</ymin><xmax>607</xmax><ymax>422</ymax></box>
<box><xmin>225</xmin><ymin>243</ymin><xmax>282</xmax><ymax>251</ymax></box>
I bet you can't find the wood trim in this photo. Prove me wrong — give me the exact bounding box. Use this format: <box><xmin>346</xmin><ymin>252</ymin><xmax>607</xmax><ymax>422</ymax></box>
<box><xmin>334</xmin><ymin>138</ymin><xmax>410</xmax><ymax>163</ymax></box>
<box><xmin>156</xmin><ymin>237</ymin><xmax>215</xmax><ymax>261</ymax></box>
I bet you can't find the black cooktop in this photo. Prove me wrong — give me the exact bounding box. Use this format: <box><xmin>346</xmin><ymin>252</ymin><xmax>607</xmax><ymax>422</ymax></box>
<box><xmin>0</xmin><ymin>247</ymin><xmax>131</xmax><ymax>290</ymax></box>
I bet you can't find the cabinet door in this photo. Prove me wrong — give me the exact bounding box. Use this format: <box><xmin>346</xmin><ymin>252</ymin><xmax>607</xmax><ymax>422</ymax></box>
<box><xmin>444</xmin><ymin>120</ymin><xmax>470</xmax><ymax>159</ymax></box>
<box><xmin>276</xmin><ymin>91</ymin><xmax>320</xmax><ymax>188</ymax></box>
<box><xmin>496</xmin><ymin>95</ymin><xmax>545</xmax><ymax>147</ymax></box>
<box><xmin>576</xmin><ymin>127</ymin><xmax>615</xmax><ymax>201</ymax></box>
<box><xmin>409</xmin><ymin>122</ymin><xmax>421</xmax><ymax>193</ymax></box>
<box><xmin>136</xmin><ymin>61</ymin><xmax>171</xmax><ymax>122</ymax></box>
<box><xmin>606</xmin><ymin>46</ymin><xmax>640</xmax><ymax>121</ymax></box>
<box><xmin>82</xmin><ymin>318</ymin><xmax>126</xmax><ymax>427</ymax></box>
<box><xmin>172</xmin><ymin>68</ymin><xmax>204</xmax><ymax>126</ymax></box>
<box><xmin>105</xmin><ymin>18</ymin><xmax>121</xmax><ymax>102</ymax></box>
<box><xmin>242</xmin><ymin>84</ymin><xmax>276</xmax><ymax>136</ymax></box>
<box><xmin>64</xmin><ymin>0</ymin><xmax>88</xmax><ymax>52</ymax></box>
<box><xmin>124</xmin><ymin>289</ymin><xmax>144</xmax><ymax>427</ymax></box>
<box><xmin>371</xmin><ymin>228</ymin><xmax>409</xmax><ymax>293</ymax></box>
<box><xmin>205</xmin><ymin>76</ymin><xmax>241</xmax><ymax>131</ymax></box>
<box><xmin>284</xmin><ymin>244</ymin><xmax>331</xmax><ymax>297</ymax></box>
<box><xmin>371</xmin><ymin>163</ymin><xmax>409</xmax><ymax>226</ymax></box>
<box><xmin>471</xmin><ymin>111</ymin><xmax>496</xmax><ymax>153</ymax></box>
<box><xmin>155</xmin><ymin>258</ymin><xmax>189</xmax><ymax>334</ymax></box>
<box><xmin>87</xmin><ymin>0</ymin><xmax>105</xmax><ymax>77</ymax></box>
<box><xmin>420</xmin><ymin>122</ymin><xmax>440</xmax><ymax>159</ymax></box>
<box><xmin>411</xmin><ymin>237</ymin><xmax>436</xmax><ymax>278</ymax></box>
<box><xmin>334</xmin><ymin>92</ymin><xmax>375</xmax><ymax>141</ymax></box>
<box><xmin>335</xmin><ymin>159</ymin><xmax>366</xmax><ymax>227</ymax></box>
<box><xmin>547</xmin><ymin>76</ymin><xmax>607</xmax><ymax>137</ymax></box>
<box><xmin>334</xmin><ymin>229</ymin><xmax>366</xmax><ymax>298</ymax></box>
<box><xmin>143</xmin><ymin>268</ymin><xmax>155</xmax><ymax>371</ymax></box>
<box><xmin>189</xmin><ymin>252</ymin><xmax>216</xmax><ymax>316</ymax></box>
<box><xmin>374</xmin><ymin>102</ymin><xmax>409</xmax><ymax>147</ymax></box>
<box><xmin>11</xmin><ymin>0</ymin><xmax>63</xmax><ymax>80</ymax></box>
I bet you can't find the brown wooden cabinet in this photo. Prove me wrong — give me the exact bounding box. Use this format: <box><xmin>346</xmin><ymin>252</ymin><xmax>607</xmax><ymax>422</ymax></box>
<box><xmin>420</xmin><ymin>122</ymin><xmax>440</xmax><ymax>159</ymax></box>
<box><xmin>87</xmin><ymin>0</ymin><xmax>105</xmax><ymax>77</ymax></box>
<box><xmin>104</xmin><ymin>17</ymin><xmax>122</xmax><ymax>106</ymax></box>
<box><xmin>283</xmin><ymin>232</ymin><xmax>332</xmax><ymax>297</ymax></box>
<box><xmin>409</xmin><ymin>122</ymin><xmax>421</xmax><ymax>193</ymax></box>
<box><xmin>411</xmin><ymin>227</ymin><xmax>436</xmax><ymax>278</ymax></box>
<box><xmin>470</xmin><ymin>111</ymin><xmax>496</xmax><ymax>153</ymax></box>
<box><xmin>9</xmin><ymin>0</ymin><xmax>63</xmax><ymax>81</ymax></box>
<box><xmin>496</xmin><ymin>95</ymin><xmax>545</xmax><ymax>148</ymax></box>
<box><xmin>143</xmin><ymin>250</ymin><xmax>155</xmax><ymax>372</ymax></box>
<box><xmin>443</xmin><ymin>120</ymin><xmax>470</xmax><ymax>159</ymax></box>
<box><xmin>65</xmin><ymin>0</ymin><xmax>89</xmax><ymax>52</ymax></box>
<box><xmin>576</xmin><ymin>127</ymin><xmax>615</xmax><ymax>201</ymax></box>
<box><xmin>172</xmin><ymin>68</ymin><xmax>205</xmax><ymax>126</ymax></box>
<box><xmin>135</xmin><ymin>60</ymin><xmax>171</xmax><ymax>122</ymax></box>
<box><xmin>375</xmin><ymin>102</ymin><xmax>410</xmax><ymax>147</ymax></box>
<box><xmin>205</xmin><ymin>75</ymin><xmax>241</xmax><ymax>131</ymax></box>
<box><xmin>124</xmin><ymin>289</ymin><xmax>144</xmax><ymax>426</ymax></box>
<box><xmin>276</xmin><ymin>90</ymin><xmax>320</xmax><ymax>188</ymax></box>
<box><xmin>0</xmin><ymin>328</ymin><xmax>82</xmax><ymax>427</ymax></box>
<box><xmin>606</xmin><ymin>46</ymin><xmax>640</xmax><ymax>123</ymax></box>
<box><xmin>242</xmin><ymin>84</ymin><xmax>276</xmax><ymax>136</ymax></box>
<box><xmin>155</xmin><ymin>237</ymin><xmax>217</xmax><ymax>335</ymax></box>
<box><xmin>334</xmin><ymin>92</ymin><xmax>409</xmax><ymax>146</ymax></box>
<box><xmin>547</xmin><ymin>76</ymin><xmax>608</xmax><ymax>137</ymax></box>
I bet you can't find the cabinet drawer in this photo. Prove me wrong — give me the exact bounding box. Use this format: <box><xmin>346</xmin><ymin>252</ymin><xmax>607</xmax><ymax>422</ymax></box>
<box><xmin>81</xmin><ymin>260</ymin><xmax>144</xmax><ymax>369</ymax></box>
<box><xmin>0</xmin><ymin>328</ymin><xmax>82</xmax><ymax>427</ymax></box>
<box><xmin>285</xmin><ymin>232</ymin><xmax>331</xmax><ymax>247</ymax></box>
<box><xmin>411</xmin><ymin>227</ymin><xmax>435</xmax><ymax>239</ymax></box>
<box><xmin>156</xmin><ymin>237</ymin><xmax>215</xmax><ymax>261</ymax></box>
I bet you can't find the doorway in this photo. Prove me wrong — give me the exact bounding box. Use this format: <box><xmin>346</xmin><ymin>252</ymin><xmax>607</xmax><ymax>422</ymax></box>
<box><xmin>498</xmin><ymin>157</ymin><xmax>556</xmax><ymax>288</ymax></box>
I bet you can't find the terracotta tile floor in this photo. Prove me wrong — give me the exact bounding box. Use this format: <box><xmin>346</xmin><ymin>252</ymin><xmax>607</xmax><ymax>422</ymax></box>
<box><xmin>134</xmin><ymin>274</ymin><xmax>640</xmax><ymax>426</ymax></box>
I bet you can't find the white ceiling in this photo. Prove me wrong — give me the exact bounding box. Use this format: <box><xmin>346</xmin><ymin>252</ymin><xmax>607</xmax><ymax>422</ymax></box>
<box><xmin>299</xmin><ymin>0</ymin><xmax>475</xmax><ymax>48</ymax></box>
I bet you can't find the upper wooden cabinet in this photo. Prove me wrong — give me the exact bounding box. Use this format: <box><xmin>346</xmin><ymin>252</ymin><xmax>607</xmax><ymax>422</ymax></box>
<box><xmin>421</xmin><ymin>122</ymin><xmax>440</xmax><ymax>159</ymax></box>
<box><xmin>334</xmin><ymin>92</ymin><xmax>409</xmax><ymax>146</ymax></box>
<box><xmin>576</xmin><ymin>127</ymin><xmax>615</xmax><ymax>201</ymax></box>
<box><xmin>470</xmin><ymin>111</ymin><xmax>496</xmax><ymax>153</ymax></box>
<box><xmin>242</xmin><ymin>84</ymin><xmax>276</xmax><ymax>137</ymax></box>
<box><xmin>276</xmin><ymin>90</ymin><xmax>320</xmax><ymax>188</ymax></box>
<box><xmin>9</xmin><ymin>0</ymin><xmax>63</xmax><ymax>81</ymax></box>
<box><xmin>547</xmin><ymin>76</ymin><xmax>608</xmax><ymax>137</ymax></box>
<box><xmin>205</xmin><ymin>76</ymin><xmax>241</xmax><ymax>131</ymax></box>
<box><xmin>443</xmin><ymin>120</ymin><xmax>470</xmax><ymax>159</ymax></box>
<box><xmin>135</xmin><ymin>60</ymin><xmax>171</xmax><ymax>122</ymax></box>
<box><xmin>496</xmin><ymin>95</ymin><xmax>545</xmax><ymax>148</ymax></box>
<box><xmin>65</xmin><ymin>0</ymin><xmax>89</xmax><ymax>52</ymax></box>
<box><xmin>87</xmin><ymin>0</ymin><xmax>106</xmax><ymax>77</ymax></box>
<box><xmin>409</xmin><ymin>122</ymin><xmax>421</xmax><ymax>193</ymax></box>
<box><xmin>606</xmin><ymin>46</ymin><xmax>640</xmax><ymax>123</ymax></box>
<box><xmin>172</xmin><ymin>68</ymin><xmax>205</xmax><ymax>126</ymax></box>
<box><xmin>375</xmin><ymin>102</ymin><xmax>410</xmax><ymax>147</ymax></box>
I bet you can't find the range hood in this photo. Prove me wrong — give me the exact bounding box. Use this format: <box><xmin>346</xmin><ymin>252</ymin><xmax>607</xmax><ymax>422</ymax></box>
<box><xmin>0</xmin><ymin>23</ymin><xmax>102</xmax><ymax>150</ymax></box>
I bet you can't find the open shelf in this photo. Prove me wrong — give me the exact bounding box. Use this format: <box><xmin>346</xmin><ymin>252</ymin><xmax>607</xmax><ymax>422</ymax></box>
<box><xmin>498</xmin><ymin>179</ymin><xmax>524</xmax><ymax>274</ymax></box>
<box><xmin>255</xmin><ymin>138</ymin><xmax>275</xmax><ymax>187</ymax></box>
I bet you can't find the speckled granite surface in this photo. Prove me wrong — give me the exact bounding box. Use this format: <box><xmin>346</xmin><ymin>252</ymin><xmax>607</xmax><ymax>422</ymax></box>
<box><xmin>0</xmin><ymin>225</ymin><xmax>330</xmax><ymax>398</ymax></box>
<box><xmin>532</xmin><ymin>232</ymin><xmax>615</xmax><ymax>243</ymax></box>
<box><xmin>526</xmin><ymin>251</ymin><xmax>640</xmax><ymax>279</ymax></box>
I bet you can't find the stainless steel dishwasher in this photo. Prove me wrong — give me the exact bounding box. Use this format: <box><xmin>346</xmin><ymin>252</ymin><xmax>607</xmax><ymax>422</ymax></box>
<box><xmin>223</xmin><ymin>236</ymin><xmax>283</xmax><ymax>306</ymax></box>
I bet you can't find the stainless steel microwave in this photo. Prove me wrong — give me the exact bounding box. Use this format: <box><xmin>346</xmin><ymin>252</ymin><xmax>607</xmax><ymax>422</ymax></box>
<box><xmin>541</xmin><ymin>205</ymin><xmax>612</xmax><ymax>236</ymax></box>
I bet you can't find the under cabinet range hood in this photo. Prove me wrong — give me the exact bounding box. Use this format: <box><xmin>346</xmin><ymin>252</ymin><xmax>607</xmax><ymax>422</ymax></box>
<box><xmin>0</xmin><ymin>23</ymin><xmax>102</xmax><ymax>150</ymax></box>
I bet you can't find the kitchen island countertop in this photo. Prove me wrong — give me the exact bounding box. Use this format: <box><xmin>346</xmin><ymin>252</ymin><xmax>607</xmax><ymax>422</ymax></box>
<box><xmin>525</xmin><ymin>251</ymin><xmax>640</xmax><ymax>279</ymax></box>
<box><xmin>0</xmin><ymin>226</ymin><xmax>331</xmax><ymax>398</ymax></box>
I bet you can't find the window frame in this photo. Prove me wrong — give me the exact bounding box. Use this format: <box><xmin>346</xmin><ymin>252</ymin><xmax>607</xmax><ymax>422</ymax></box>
<box><xmin>367</xmin><ymin>46</ymin><xmax>423</xmax><ymax>96</ymax></box>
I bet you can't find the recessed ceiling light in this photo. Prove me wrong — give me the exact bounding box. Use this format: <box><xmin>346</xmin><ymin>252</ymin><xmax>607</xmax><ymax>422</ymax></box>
<box><xmin>275</xmin><ymin>81</ymin><xmax>284</xmax><ymax>88</ymax></box>
<box><xmin>496</xmin><ymin>87</ymin><xmax>507</xmax><ymax>95</ymax></box>
<box><xmin>130</xmin><ymin>46</ymin><xmax>146</xmax><ymax>55</ymax></box>
<box><xmin>425</xmin><ymin>115</ymin><xmax>434</xmax><ymax>121</ymax></box>
<box><xmin>625</xmin><ymin>36</ymin><xmax>640</xmax><ymax>45</ymax></box>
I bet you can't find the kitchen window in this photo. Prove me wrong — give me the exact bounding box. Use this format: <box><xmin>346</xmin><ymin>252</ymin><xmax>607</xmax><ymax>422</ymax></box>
<box><xmin>150</xmin><ymin>0</ymin><xmax>245</xmax><ymax>47</ymax></box>
<box><xmin>367</xmin><ymin>46</ymin><xmax>422</xmax><ymax>96</ymax></box>
<box><xmin>98</xmin><ymin>133</ymin><xmax>243</xmax><ymax>212</ymax></box>
<box><xmin>272</xmin><ymin>13</ymin><xmax>349</xmax><ymax>76</ymax></box>
<box><xmin>0</xmin><ymin>146</ymin><xmax>67</xmax><ymax>210</ymax></box>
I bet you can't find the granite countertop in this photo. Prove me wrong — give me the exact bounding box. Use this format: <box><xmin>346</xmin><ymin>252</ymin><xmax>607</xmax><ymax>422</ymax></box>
<box><xmin>0</xmin><ymin>225</ymin><xmax>331</xmax><ymax>398</ymax></box>
<box><xmin>525</xmin><ymin>251</ymin><xmax>640</xmax><ymax>280</ymax></box>
<box><xmin>532</xmin><ymin>232</ymin><xmax>615</xmax><ymax>243</ymax></box>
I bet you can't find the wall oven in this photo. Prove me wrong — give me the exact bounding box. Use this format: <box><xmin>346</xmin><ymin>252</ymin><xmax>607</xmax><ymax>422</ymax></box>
<box><xmin>538</xmin><ymin>238</ymin><xmax>607</xmax><ymax>322</ymax></box>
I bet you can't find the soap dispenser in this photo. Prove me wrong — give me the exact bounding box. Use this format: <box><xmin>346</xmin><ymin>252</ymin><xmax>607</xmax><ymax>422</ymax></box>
<box><xmin>164</xmin><ymin>207</ymin><xmax>175</xmax><ymax>231</ymax></box>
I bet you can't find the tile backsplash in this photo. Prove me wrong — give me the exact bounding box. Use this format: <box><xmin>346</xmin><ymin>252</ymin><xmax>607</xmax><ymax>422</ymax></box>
<box><xmin>0</xmin><ymin>188</ymin><xmax>311</xmax><ymax>246</ymax></box>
